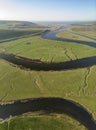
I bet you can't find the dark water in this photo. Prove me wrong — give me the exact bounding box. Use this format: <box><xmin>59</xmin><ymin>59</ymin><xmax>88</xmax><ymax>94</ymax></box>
<box><xmin>41</xmin><ymin>30</ymin><xmax>96</xmax><ymax>48</ymax></box>
<box><xmin>0</xmin><ymin>98</ymin><xmax>96</xmax><ymax>130</ymax></box>
<box><xmin>0</xmin><ymin>53</ymin><xmax>96</xmax><ymax>71</ymax></box>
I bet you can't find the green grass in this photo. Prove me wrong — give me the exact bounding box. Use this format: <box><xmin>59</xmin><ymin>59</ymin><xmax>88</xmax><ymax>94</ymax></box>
<box><xmin>0</xmin><ymin>29</ymin><xmax>43</xmax><ymax>42</ymax></box>
<box><xmin>0</xmin><ymin>122</ymin><xmax>8</xmax><ymax>130</ymax></box>
<box><xmin>71</xmin><ymin>23</ymin><xmax>96</xmax><ymax>38</ymax></box>
<box><xmin>0</xmin><ymin>115</ymin><xmax>87</xmax><ymax>130</ymax></box>
<box><xmin>57</xmin><ymin>31</ymin><xmax>95</xmax><ymax>42</ymax></box>
<box><xmin>76</xmin><ymin>30</ymin><xmax>96</xmax><ymax>37</ymax></box>
<box><xmin>0</xmin><ymin>59</ymin><xmax>96</xmax><ymax>118</ymax></box>
<box><xmin>0</xmin><ymin>36</ymin><xmax>96</xmax><ymax>62</ymax></box>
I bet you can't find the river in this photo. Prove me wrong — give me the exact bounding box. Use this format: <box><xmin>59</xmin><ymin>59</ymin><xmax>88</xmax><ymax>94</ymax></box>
<box><xmin>0</xmin><ymin>98</ymin><xmax>96</xmax><ymax>130</ymax></box>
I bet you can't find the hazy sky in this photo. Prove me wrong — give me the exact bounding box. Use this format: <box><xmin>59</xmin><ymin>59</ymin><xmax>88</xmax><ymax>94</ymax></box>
<box><xmin>0</xmin><ymin>0</ymin><xmax>96</xmax><ymax>21</ymax></box>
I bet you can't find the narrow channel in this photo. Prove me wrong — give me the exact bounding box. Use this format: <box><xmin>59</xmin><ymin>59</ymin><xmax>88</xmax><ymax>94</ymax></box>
<box><xmin>0</xmin><ymin>98</ymin><xmax>96</xmax><ymax>130</ymax></box>
<box><xmin>0</xmin><ymin>53</ymin><xmax>96</xmax><ymax>71</ymax></box>
<box><xmin>41</xmin><ymin>30</ymin><xmax>96</xmax><ymax>48</ymax></box>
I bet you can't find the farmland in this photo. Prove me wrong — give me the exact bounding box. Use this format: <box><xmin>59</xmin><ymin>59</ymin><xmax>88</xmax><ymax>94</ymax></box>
<box><xmin>0</xmin><ymin>21</ymin><xmax>96</xmax><ymax>130</ymax></box>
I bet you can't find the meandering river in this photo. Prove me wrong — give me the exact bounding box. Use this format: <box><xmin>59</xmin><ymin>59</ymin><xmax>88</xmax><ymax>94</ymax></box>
<box><xmin>41</xmin><ymin>29</ymin><xmax>96</xmax><ymax>48</ymax></box>
<box><xmin>0</xmin><ymin>98</ymin><xmax>96</xmax><ymax>130</ymax></box>
<box><xmin>0</xmin><ymin>28</ymin><xmax>96</xmax><ymax>130</ymax></box>
<box><xmin>0</xmin><ymin>52</ymin><xmax>96</xmax><ymax>71</ymax></box>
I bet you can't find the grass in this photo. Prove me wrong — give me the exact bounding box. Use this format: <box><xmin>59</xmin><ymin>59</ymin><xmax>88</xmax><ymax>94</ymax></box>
<box><xmin>57</xmin><ymin>31</ymin><xmax>96</xmax><ymax>42</ymax></box>
<box><xmin>0</xmin><ymin>36</ymin><xmax>96</xmax><ymax>62</ymax></box>
<box><xmin>0</xmin><ymin>29</ymin><xmax>44</xmax><ymax>42</ymax></box>
<box><xmin>71</xmin><ymin>23</ymin><xmax>96</xmax><ymax>38</ymax></box>
<box><xmin>0</xmin><ymin>115</ymin><xmax>87</xmax><ymax>130</ymax></box>
<box><xmin>75</xmin><ymin>30</ymin><xmax>96</xmax><ymax>37</ymax></box>
<box><xmin>0</xmin><ymin>59</ymin><xmax>96</xmax><ymax>118</ymax></box>
<box><xmin>0</xmin><ymin>122</ymin><xmax>8</xmax><ymax>130</ymax></box>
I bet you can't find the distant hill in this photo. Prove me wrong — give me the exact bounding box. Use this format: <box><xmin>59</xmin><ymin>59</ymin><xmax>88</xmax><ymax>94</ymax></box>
<box><xmin>0</xmin><ymin>20</ymin><xmax>41</xmax><ymax>28</ymax></box>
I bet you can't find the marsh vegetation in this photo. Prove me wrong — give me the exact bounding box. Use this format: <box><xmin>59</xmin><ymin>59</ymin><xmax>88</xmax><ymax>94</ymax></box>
<box><xmin>0</xmin><ymin>21</ymin><xmax>96</xmax><ymax>130</ymax></box>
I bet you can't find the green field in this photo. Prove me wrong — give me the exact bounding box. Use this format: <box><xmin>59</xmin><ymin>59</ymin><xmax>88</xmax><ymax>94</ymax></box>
<box><xmin>0</xmin><ymin>115</ymin><xmax>86</xmax><ymax>130</ymax></box>
<box><xmin>0</xmin><ymin>115</ymin><xmax>87</xmax><ymax>130</ymax></box>
<box><xmin>57</xmin><ymin>31</ymin><xmax>96</xmax><ymax>42</ymax></box>
<box><xmin>0</xmin><ymin>23</ymin><xmax>96</xmax><ymax>130</ymax></box>
<box><xmin>0</xmin><ymin>29</ymin><xmax>46</xmax><ymax>44</ymax></box>
<box><xmin>70</xmin><ymin>23</ymin><xmax>96</xmax><ymax>38</ymax></box>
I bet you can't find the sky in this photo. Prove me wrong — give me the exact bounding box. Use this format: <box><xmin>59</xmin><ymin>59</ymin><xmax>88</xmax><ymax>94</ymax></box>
<box><xmin>0</xmin><ymin>0</ymin><xmax>96</xmax><ymax>21</ymax></box>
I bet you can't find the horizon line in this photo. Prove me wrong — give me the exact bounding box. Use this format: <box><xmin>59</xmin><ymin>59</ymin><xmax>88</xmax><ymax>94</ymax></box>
<box><xmin>0</xmin><ymin>19</ymin><xmax>96</xmax><ymax>22</ymax></box>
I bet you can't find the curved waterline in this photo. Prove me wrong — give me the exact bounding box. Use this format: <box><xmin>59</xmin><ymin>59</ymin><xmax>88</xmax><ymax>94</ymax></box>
<box><xmin>0</xmin><ymin>53</ymin><xmax>96</xmax><ymax>71</ymax></box>
<box><xmin>0</xmin><ymin>97</ymin><xmax>96</xmax><ymax>130</ymax></box>
<box><xmin>41</xmin><ymin>30</ymin><xmax>96</xmax><ymax>48</ymax></box>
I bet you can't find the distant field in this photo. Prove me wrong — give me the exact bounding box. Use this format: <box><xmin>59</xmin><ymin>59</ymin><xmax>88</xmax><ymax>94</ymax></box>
<box><xmin>0</xmin><ymin>29</ymin><xmax>44</xmax><ymax>42</ymax></box>
<box><xmin>0</xmin><ymin>20</ymin><xmax>46</xmax><ymax>29</ymax></box>
<box><xmin>75</xmin><ymin>30</ymin><xmax>96</xmax><ymax>37</ymax></box>
<box><xmin>57</xmin><ymin>31</ymin><xmax>95</xmax><ymax>42</ymax></box>
<box><xmin>71</xmin><ymin>23</ymin><xmax>96</xmax><ymax>38</ymax></box>
<box><xmin>0</xmin><ymin>20</ymin><xmax>49</xmax><ymax>42</ymax></box>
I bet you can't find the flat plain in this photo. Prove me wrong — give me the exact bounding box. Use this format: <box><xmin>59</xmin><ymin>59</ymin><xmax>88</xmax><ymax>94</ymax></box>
<box><xmin>0</xmin><ymin>21</ymin><xmax>96</xmax><ymax>130</ymax></box>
